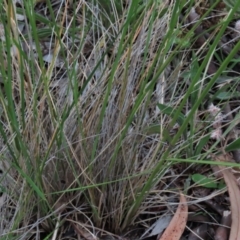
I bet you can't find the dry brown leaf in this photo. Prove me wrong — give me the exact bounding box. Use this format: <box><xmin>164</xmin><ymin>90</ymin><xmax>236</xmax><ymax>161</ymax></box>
<box><xmin>158</xmin><ymin>193</ymin><xmax>188</xmax><ymax>240</ymax></box>
<box><xmin>220</xmin><ymin>167</ymin><xmax>240</xmax><ymax>240</ymax></box>
<box><xmin>212</xmin><ymin>154</ymin><xmax>240</xmax><ymax>240</ymax></box>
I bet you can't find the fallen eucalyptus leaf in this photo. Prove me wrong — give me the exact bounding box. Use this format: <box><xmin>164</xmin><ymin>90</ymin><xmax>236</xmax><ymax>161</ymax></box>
<box><xmin>158</xmin><ymin>193</ymin><xmax>188</xmax><ymax>240</ymax></box>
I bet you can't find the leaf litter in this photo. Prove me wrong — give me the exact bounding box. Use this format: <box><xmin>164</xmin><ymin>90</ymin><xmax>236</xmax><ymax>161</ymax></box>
<box><xmin>158</xmin><ymin>193</ymin><xmax>188</xmax><ymax>240</ymax></box>
<box><xmin>212</xmin><ymin>154</ymin><xmax>240</xmax><ymax>240</ymax></box>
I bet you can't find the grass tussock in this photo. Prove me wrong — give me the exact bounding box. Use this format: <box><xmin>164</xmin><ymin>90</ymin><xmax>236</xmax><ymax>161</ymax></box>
<box><xmin>0</xmin><ymin>0</ymin><xmax>240</xmax><ymax>239</ymax></box>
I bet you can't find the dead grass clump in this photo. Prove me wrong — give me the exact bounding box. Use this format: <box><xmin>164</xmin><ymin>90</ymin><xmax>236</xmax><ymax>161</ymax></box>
<box><xmin>1</xmin><ymin>0</ymin><xmax>240</xmax><ymax>239</ymax></box>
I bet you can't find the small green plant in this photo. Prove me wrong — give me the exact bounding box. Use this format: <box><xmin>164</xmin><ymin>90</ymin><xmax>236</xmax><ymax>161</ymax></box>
<box><xmin>192</xmin><ymin>173</ymin><xmax>225</xmax><ymax>189</ymax></box>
